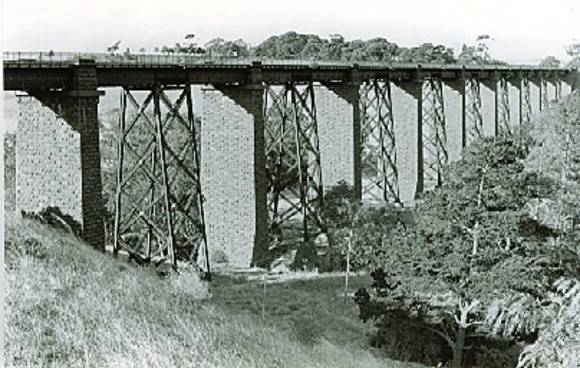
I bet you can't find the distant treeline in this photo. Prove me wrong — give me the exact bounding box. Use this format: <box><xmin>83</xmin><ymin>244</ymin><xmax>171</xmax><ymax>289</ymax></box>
<box><xmin>108</xmin><ymin>32</ymin><xmax>507</xmax><ymax>65</ymax></box>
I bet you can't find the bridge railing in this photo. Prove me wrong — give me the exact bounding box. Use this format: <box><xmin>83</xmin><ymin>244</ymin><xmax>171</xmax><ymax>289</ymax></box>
<box><xmin>2</xmin><ymin>51</ymin><xmax>358</xmax><ymax>67</ymax></box>
<box><xmin>2</xmin><ymin>51</ymin><xmax>574</xmax><ymax>71</ymax></box>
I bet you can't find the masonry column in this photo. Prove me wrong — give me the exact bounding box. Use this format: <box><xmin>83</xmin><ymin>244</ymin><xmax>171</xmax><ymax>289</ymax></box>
<box><xmin>480</xmin><ymin>78</ymin><xmax>497</xmax><ymax>137</ymax></box>
<box><xmin>391</xmin><ymin>79</ymin><xmax>422</xmax><ymax>204</ymax></box>
<box><xmin>16</xmin><ymin>97</ymin><xmax>83</xmax><ymax>222</ymax></box>
<box><xmin>561</xmin><ymin>72</ymin><xmax>577</xmax><ymax>97</ymax></box>
<box><xmin>443</xmin><ymin>79</ymin><xmax>465</xmax><ymax>163</ymax></box>
<box><xmin>520</xmin><ymin>77</ymin><xmax>532</xmax><ymax>125</ymax></box>
<box><xmin>529</xmin><ymin>77</ymin><xmax>541</xmax><ymax>118</ymax></box>
<box><xmin>561</xmin><ymin>79</ymin><xmax>572</xmax><ymax>97</ymax></box>
<box><xmin>316</xmin><ymin>83</ymin><xmax>361</xmax><ymax>200</ymax></box>
<box><xmin>17</xmin><ymin>59</ymin><xmax>105</xmax><ymax>250</ymax></box>
<box><xmin>508</xmin><ymin>78</ymin><xmax>520</xmax><ymax>130</ymax></box>
<box><xmin>201</xmin><ymin>84</ymin><xmax>268</xmax><ymax>268</ymax></box>
<box><xmin>539</xmin><ymin>77</ymin><xmax>549</xmax><ymax>111</ymax></box>
<box><xmin>546</xmin><ymin>79</ymin><xmax>557</xmax><ymax>104</ymax></box>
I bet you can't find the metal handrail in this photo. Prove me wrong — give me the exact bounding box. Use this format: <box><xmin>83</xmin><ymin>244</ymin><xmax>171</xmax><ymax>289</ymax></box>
<box><xmin>2</xmin><ymin>51</ymin><xmax>575</xmax><ymax>71</ymax></box>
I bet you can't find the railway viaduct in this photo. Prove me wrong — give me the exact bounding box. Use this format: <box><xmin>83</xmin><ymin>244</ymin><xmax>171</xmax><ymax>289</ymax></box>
<box><xmin>4</xmin><ymin>52</ymin><xmax>578</xmax><ymax>270</ymax></box>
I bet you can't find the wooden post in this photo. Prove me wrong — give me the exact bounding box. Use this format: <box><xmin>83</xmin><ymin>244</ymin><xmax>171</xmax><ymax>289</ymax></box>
<box><xmin>344</xmin><ymin>229</ymin><xmax>352</xmax><ymax>303</ymax></box>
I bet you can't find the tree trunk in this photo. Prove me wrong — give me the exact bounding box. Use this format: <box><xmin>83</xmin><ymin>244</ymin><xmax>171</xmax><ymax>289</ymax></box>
<box><xmin>452</xmin><ymin>327</ymin><xmax>466</xmax><ymax>368</ymax></box>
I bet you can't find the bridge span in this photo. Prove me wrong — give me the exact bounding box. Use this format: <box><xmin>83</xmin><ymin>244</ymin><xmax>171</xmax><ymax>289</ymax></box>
<box><xmin>4</xmin><ymin>52</ymin><xmax>578</xmax><ymax>269</ymax></box>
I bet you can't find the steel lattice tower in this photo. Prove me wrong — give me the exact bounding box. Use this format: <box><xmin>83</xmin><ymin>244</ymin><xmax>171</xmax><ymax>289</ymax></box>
<box><xmin>264</xmin><ymin>82</ymin><xmax>326</xmax><ymax>242</ymax></box>
<box><xmin>112</xmin><ymin>85</ymin><xmax>210</xmax><ymax>276</ymax></box>
<box><xmin>360</xmin><ymin>79</ymin><xmax>400</xmax><ymax>203</ymax></box>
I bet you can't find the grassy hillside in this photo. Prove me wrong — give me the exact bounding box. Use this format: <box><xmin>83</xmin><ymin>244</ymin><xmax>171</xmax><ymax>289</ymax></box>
<box><xmin>5</xmin><ymin>213</ymin><xmax>424</xmax><ymax>368</ymax></box>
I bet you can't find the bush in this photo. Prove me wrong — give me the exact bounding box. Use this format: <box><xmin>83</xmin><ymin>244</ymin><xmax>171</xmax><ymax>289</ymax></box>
<box><xmin>347</xmin><ymin>205</ymin><xmax>414</xmax><ymax>271</ymax></box>
<box><xmin>352</xmin><ymin>131</ymin><xmax>580</xmax><ymax>367</ymax></box>
<box><xmin>5</xmin><ymin>237</ymin><xmax>49</xmax><ymax>269</ymax></box>
<box><xmin>22</xmin><ymin>207</ymin><xmax>83</xmax><ymax>237</ymax></box>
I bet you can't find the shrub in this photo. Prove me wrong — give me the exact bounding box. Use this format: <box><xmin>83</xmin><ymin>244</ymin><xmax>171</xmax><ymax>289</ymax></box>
<box><xmin>353</xmin><ymin>131</ymin><xmax>579</xmax><ymax>368</ymax></box>
<box><xmin>5</xmin><ymin>237</ymin><xmax>49</xmax><ymax>269</ymax></box>
<box><xmin>22</xmin><ymin>206</ymin><xmax>83</xmax><ymax>238</ymax></box>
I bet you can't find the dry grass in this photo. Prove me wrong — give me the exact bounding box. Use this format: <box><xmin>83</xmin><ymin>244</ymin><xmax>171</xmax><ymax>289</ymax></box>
<box><xmin>5</xmin><ymin>214</ymin><xmax>422</xmax><ymax>368</ymax></box>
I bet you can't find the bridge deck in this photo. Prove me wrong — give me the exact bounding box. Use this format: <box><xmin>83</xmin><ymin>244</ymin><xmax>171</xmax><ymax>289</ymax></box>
<box><xmin>3</xmin><ymin>51</ymin><xmax>576</xmax><ymax>90</ymax></box>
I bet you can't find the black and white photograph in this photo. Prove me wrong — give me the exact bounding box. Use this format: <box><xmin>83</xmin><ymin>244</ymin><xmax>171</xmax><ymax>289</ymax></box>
<box><xmin>1</xmin><ymin>1</ymin><xmax>579</xmax><ymax>367</ymax></box>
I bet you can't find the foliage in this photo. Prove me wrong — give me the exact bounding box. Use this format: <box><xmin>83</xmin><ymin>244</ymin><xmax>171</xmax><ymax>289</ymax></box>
<box><xmin>347</xmin><ymin>205</ymin><xmax>415</xmax><ymax>271</ymax></box>
<box><xmin>516</xmin><ymin>279</ymin><xmax>580</xmax><ymax>368</ymax></box>
<box><xmin>526</xmin><ymin>93</ymin><xmax>580</xmax><ymax>234</ymax></box>
<box><xmin>253</xmin><ymin>32</ymin><xmax>326</xmax><ymax>59</ymax></box>
<box><xmin>322</xmin><ymin>181</ymin><xmax>360</xmax><ymax>229</ymax></box>
<box><xmin>539</xmin><ymin>56</ymin><xmax>561</xmax><ymax>67</ymax></box>
<box><xmin>150</xmin><ymin>31</ymin><xmax>458</xmax><ymax>64</ymax></box>
<box><xmin>396</xmin><ymin>43</ymin><xmax>456</xmax><ymax>64</ymax></box>
<box><xmin>106</xmin><ymin>40</ymin><xmax>122</xmax><ymax>53</ymax></box>
<box><xmin>354</xmin><ymin>132</ymin><xmax>579</xmax><ymax>367</ymax></box>
<box><xmin>321</xmin><ymin>181</ymin><xmax>417</xmax><ymax>273</ymax></box>
<box><xmin>457</xmin><ymin>34</ymin><xmax>506</xmax><ymax>65</ymax></box>
<box><xmin>22</xmin><ymin>206</ymin><xmax>83</xmax><ymax>238</ymax></box>
<box><xmin>253</xmin><ymin>32</ymin><xmax>457</xmax><ymax>63</ymax></box>
<box><xmin>566</xmin><ymin>42</ymin><xmax>580</xmax><ymax>68</ymax></box>
<box><xmin>205</xmin><ymin>37</ymin><xmax>250</xmax><ymax>57</ymax></box>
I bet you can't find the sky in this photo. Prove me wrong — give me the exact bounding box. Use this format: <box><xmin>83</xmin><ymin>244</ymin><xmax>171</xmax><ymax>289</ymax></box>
<box><xmin>1</xmin><ymin>0</ymin><xmax>579</xmax><ymax>132</ymax></box>
<box><xmin>1</xmin><ymin>0</ymin><xmax>580</xmax><ymax>64</ymax></box>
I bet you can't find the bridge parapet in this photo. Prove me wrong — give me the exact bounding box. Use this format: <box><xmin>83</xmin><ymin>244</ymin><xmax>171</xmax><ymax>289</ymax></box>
<box><xmin>4</xmin><ymin>51</ymin><xmax>575</xmax><ymax>72</ymax></box>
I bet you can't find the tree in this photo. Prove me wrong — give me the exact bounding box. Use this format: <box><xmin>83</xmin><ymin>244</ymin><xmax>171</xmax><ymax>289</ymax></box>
<box><xmin>355</xmin><ymin>132</ymin><xmax>579</xmax><ymax>367</ymax></box>
<box><xmin>182</xmin><ymin>34</ymin><xmax>205</xmax><ymax>54</ymax></box>
<box><xmin>457</xmin><ymin>34</ymin><xmax>505</xmax><ymax>65</ymax></box>
<box><xmin>253</xmin><ymin>31</ymin><xmax>320</xmax><ymax>59</ymax></box>
<box><xmin>319</xmin><ymin>33</ymin><xmax>345</xmax><ymax>61</ymax></box>
<box><xmin>397</xmin><ymin>43</ymin><xmax>456</xmax><ymax>64</ymax></box>
<box><xmin>526</xmin><ymin>93</ymin><xmax>580</xmax><ymax>234</ymax></box>
<box><xmin>299</xmin><ymin>36</ymin><xmax>326</xmax><ymax>59</ymax></box>
<box><xmin>107</xmin><ymin>40</ymin><xmax>122</xmax><ymax>54</ymax></box>
<box><xmin>205</xmin><ymin>37</ymin><xmax>249</xmax><ymax>57</ymax></box>
<box><xmin>566</xmin><ymin>42</ymin><xmax>580</xmax><ymax>67</ymax></box>
<box><xmin>539</xmin><ymin>55</ymin><xmax>561</xmax><ymax>67</ymax></box>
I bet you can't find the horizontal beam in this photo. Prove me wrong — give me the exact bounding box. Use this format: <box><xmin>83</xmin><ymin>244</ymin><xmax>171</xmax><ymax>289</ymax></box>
<box><xmin>3</xmin><ymin>54</ymin><xmax>578</xmax><ymax>91</ymax></box>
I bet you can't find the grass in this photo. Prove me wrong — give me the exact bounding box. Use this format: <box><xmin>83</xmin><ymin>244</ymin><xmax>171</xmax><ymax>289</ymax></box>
<box><xmin>5</xmin><ymin>213</ymin><xmax>426</xmax><ymax>368</ymax></box>
<box><xmin>211</xmin><ymin>273</ymin><xmax>377</xmax><ymax>349</ymax></box>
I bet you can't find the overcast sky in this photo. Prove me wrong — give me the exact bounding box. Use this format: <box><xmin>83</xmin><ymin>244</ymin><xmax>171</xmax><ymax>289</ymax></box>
<box><xmin>2</xmin><ymin>0</ymin><xmax>579</xmax><ymax>64</ymax></box>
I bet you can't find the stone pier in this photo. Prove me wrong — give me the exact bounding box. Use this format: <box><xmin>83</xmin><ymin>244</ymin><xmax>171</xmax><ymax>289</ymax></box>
<box><xmin>200</xmin><ymin>85</ymin><xmax>268</xmax><ymax>267</ymax></box>
<box><xmin>316</xmin><ymin>83</ymin><xmax>362</xmax><ymax>200</ymax></box>
<box><xmin>442</xmin><ymin>80</ymin><xmax>465</xmax><ymax>163</ymax></box>
<box><xmin>480</xmin><ymin>79</ymin><xmax>496</xmax><ymax>137</ymax></box>
<box><xmin>16</xmin><ymin>60</ymin><xmax>105</xmax><ymax>250</ymax></box>
<box><xmin>391</xmin><ymin>80</ymin><xmax>422</xmax><ymax>204</ymax></box>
